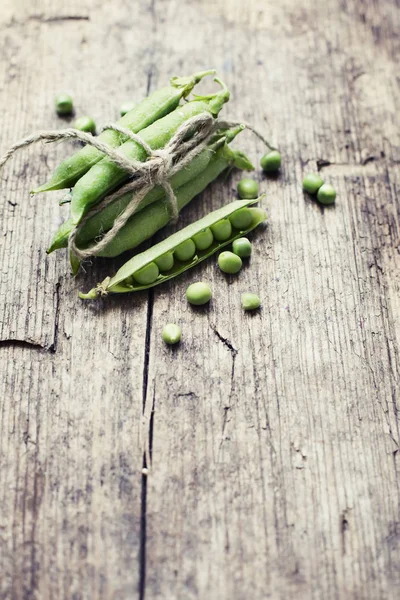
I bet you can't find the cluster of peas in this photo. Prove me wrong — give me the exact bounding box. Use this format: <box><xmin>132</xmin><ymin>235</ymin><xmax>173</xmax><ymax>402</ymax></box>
<box><xmin>55</xmin><ymin>93</ymin><xmax>136</xmax><ymax>137</ymax></box>
<box><xmin>302</xmin><ymin>173</ymin><xmax>336</xmax><ymax>205</ymax></box>
<box><xmin>130</xmin><ymin>206</ymin><xmax>257</xmax><ymax>286</ymax></box>
<box><xmin>161</xmin><ymin>209</ymin><xmax>261</xmax><ymax>346</ymax></box>
<box><xmin>235</xmin><ymin>154</ymin><xmax>336</xmax><ymax>206</ymax></box>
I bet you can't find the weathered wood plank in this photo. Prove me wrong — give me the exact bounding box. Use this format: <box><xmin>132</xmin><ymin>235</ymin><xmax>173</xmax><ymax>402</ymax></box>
<box><xmin>1</xmin><ymin>0</ymin><xmax>400</xmax><ymax>598</ymax></box>
<box><xmin>0</xmin><ymin>1</ymin><xmax>157</xmax><ymax>597</ymax></box>
<box><xmin>142</xmin><ymin>0</ymin><xmax>400</xmax><ymax>599</ymax></box>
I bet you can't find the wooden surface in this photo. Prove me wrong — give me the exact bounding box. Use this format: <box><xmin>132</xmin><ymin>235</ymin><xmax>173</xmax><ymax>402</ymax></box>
<box><xmin>1</xmin><ymin>0</ymin><xmax>400</xmax><ymax>598</ymax></box>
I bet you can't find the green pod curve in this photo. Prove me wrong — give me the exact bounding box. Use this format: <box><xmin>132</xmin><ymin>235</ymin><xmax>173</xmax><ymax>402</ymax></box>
<box><xmin>79</xmin><ymin>199</ymin><xmax>266</xmax><ymax>299</ymax></box>
<box><xmin>48</xmin><ymin>125</ymin><xmax>247</xmax><ymax>253</ymax></box>
<box><xmin>33</xmin><ymin>70</ymin><xmax>215</xmax><ymax>193</ymax></box>
<box><xmin>91</xmin><ymin>142</ymin><xmax>252</xmax><ymax>258</ymax></box>
<box><xmin>69</xmin><ymin>78</ymin><xmax>230</xmax><ymax>225</ymax></box>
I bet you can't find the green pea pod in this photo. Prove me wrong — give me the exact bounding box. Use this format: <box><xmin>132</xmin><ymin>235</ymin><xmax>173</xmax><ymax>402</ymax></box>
<box><xmin>91</xmin><ymin>142</ymin><xmax>253</xmax><ymax>258</ymax></box>
<box><xmin>69</xmin><ymin>78</ymin><xmax>230</xmax><ymax>225</ymax></box>
<box><xmin>79</xmin><ymin>199</ymin><xmax>266</xmax><ymax>299</ymax></box>
<box><xmin>33</xmin><ymin>70</ymin><xmax>215</xmax><ymax>193</ymax></box>
<box><xmin>47</xmin><ymin>125</ymin><xmax>247</xmax><ymax>253</ymax></box>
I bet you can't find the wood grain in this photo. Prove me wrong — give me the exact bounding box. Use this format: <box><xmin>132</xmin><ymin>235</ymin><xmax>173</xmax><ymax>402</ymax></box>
<box><xmin>0</xmin><ymin>0</ymin><xmax>399</xmax><ymax>598</ymax></box>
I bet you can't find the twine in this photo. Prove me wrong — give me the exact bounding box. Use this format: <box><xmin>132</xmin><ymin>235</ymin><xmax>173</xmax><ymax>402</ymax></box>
<box><xmin>0</xmin><ymin>114</ymin><xmax>275</xmax><ymax>261</ymax></box>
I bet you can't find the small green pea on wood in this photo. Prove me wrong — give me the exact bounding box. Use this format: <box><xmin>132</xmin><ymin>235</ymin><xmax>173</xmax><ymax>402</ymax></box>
<box><xmin>241</xmin><ymin>293</ymin><xmax>261</xmax><ymax>311</ymax></box>
<box><xmin>74</xmin><ymin>116</ymin><xmax>96</xmax><ymax>135</ymax></box>
<box><xmin>302</xmin><ymin>173</ymin><xmax>336</xmax><ymax>205</ymax></box>
<box><xmin>218</xmin><ymin>251</ymin><xmax>242</xmax><ymax>274</ymax></box>
<box><xmin>260</xmin><ymin>150</ymin><xmax>281</xmax><ymax>173</ymax></box>
<box><xmin>55</xmin><ymin>93</ymin><xmax>73</xmax><ymax>116</ymax></box>
<box><xmin>186</xmin><ymin>282</ymin><xmax>212</xmax><ymax>305</ymax></box>
<box><xmin>162</xmin><ymin>323</ymin><xmax>181</xmax><ymax>345</ymax></box>
<box><xmin>237</xmin><ymin>178</ymin><xmax>259</xmax><ymax>199</ymax></box>
<box><xmin>232</xmin><ymin>237</ymin><xmax>252</xmax><ymax>258</ymax></box>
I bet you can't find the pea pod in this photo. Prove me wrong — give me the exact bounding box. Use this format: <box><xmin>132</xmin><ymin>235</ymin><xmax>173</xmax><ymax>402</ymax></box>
<box><xmin>79</xmin><ymin>199</ymin><xmax>266</xmax><ymax>299</ymax></box>
<box><xmin>69</xmin><ymin>78</ymin><xmax>230</xmax><ymax>224</ymax></box>
<box><xmin>33</xmin><ymin>70</ymin><xmax>215</xmax><ymax>193</ymax></box>
<box><xmin>92</xmin><ymin>142</ymin><xmax>254</xmax><ymax>258</ymax></box>
<box><xmin>48</xmin><ymin>126</ymin><xmax>246</xmax><ymax>253</ymax></box>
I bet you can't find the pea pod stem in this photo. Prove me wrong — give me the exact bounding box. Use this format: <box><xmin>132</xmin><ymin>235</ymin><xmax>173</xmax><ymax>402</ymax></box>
<box><xmin>217</xmin><ymin>119</ymin><xmax>277</xmax><ymax>151</ymax></box>
<box><xmin>79</xmin><ymin>198</ymin><xmax>266</xmax><ymax>300</ymax></box>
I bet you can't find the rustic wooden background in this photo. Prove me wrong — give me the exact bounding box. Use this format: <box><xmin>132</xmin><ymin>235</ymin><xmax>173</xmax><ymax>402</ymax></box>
<box><xmin>1</xmin><ymin>0</ymin><xmax>399</xmax><ymax>598</ymax></box>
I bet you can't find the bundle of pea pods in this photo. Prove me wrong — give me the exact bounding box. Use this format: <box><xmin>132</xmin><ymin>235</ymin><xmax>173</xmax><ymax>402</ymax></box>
<box><xmin>30</xmin><ymin>70</ymin><xmax>280</xmax><ymax>302</ymax></box>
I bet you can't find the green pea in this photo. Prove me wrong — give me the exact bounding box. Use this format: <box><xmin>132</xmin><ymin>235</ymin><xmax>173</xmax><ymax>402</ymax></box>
<box><xmin>230</xmin><ymin>208</ymin><xmax>253</xmax><ymax>230</ymax></box>
<box><xmin>237</xmin><ymin>178</ymin><xmax>259</xmax><ymax>199</ymax></box>
<box><xmin>302</xmin><ymin>173</ymin><xmax>324</xmax><ymax>194</ymax></box>
<box><xmin>120</xmin><ymin>101</ymin><xmax>136</xmax><ymax>117</ymax></box>
<box><xmin>162</xmin><ymin>323</ymin><xmax>181</xmax><ymax>345</ymax></box>
<box><xmin>211</xmin><ymin>218</ymin><xmax>232</xmax><ymax>241</ymax></box>
<box><xmin>317</xmin><ymin>184</ymin><xmax>336</xmax><ymax>205</ymax></box>
<box><xmin>174</xmin><ymin>239</ymin><xmax>196</xmax><ymax>262</ymax></box>
<box><xmin>133</xmin><ymin>262</ymin><xmax>159</xmax><ymax>285</ymax></box>
<box><xmin>74</xmin><ymin>116</ymin><xmax>96</xmax><ymax>135</ymax></box>
<box><xmin>155</xmin><ymin>252</ymin><xmax>174</xmax><ymax>272</ymax></box>
<box><xmin>232</xmin><ymin>237</ymin><xmax>252</xmax><ymax>258</ymax></box>
<box><xmin>55</xmin><ymin>93</ymin><xmax>73</xmax><ymax>116</ymax></box>
<box><xmin>260</xmin><ymin>150</ymin><xmax>281</xmax><ymax>173</ymax></box>
<box><xmin>186</xmin><ymin>282</ymin><xmax>212</xmax><ymax>305</ymax></box>
<box><xmin>192</xmin><ymin>227</ymin><xmax>214</xmax><ymax>251</ymax></box>
<box><xmin>218</xmin><ymin>251</ymin><xmax>242</xmax><ymax>274</ymax></box>
<box><xmin>241</xmin><ymin>293</ymin><xmax>261</xmax><ymax>310</ymax></box>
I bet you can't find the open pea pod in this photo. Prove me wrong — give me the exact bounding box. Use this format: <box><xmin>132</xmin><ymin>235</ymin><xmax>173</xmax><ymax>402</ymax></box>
<box><xmin>79</xmin><ymin>198</ymin><xmax>266</xmax><ymax>299</ymax></box>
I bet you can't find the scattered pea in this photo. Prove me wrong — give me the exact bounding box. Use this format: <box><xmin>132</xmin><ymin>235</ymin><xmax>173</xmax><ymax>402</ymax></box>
<box><xmin>211</xmin><ymin>218</ymin><xmax>232</xmax><ymax>241</ymax></box>
<box><xmin>186</xmin><ymin>282</ymin><xmax>212</xmax><ymax>305</ymax></box>
<box><xmin>230</xmin><ymin>208</ymin><xmax>253</xmax><ymax>230</ymax></box>
<box><xmin>241</xmin><ymin>293</ymin><xmax>261</xmax><ymax>310</ymax></box>
<box><xmin>302</xmin><ymin>173</ymin><xmax>324</xmax><ymax>194</ymax></box>
<box><xmin>162</xmin><ymin>323</ymin><xmax>181</xmax><ymax>345</ymax></box>
<box><xmin>55</xmin><ymin>93</ymin><xmax>73</xmax><ymax>116</ymax></box>
<box><xmin>174</xmin><ymin>239</ymin><xmax>196</xmax><ymax>262</ymax></box>
<box><xmin>73</xmin><ymin>116</ymin><xmax>96</xmax><ymax>135</ymax></box>
<box><xmin>192</xmin><ymin>227</ymin><xmax>214</xmax><ymax>251</ymax></box>
<box><xmin>120</xmin><ymin>101</ymin><xmax>136</xmax><ymax>117</ymax></box>
<box><xmin>155</xmin><ymin>251</ymin><xmax>174</xmax><ymax>272</ymax></box>
<box><xmin>237</xmin><ymin>178</ymin><xmax>259</xmax><ymax>199</ymax></box>
<box><xmin>260</xmin><ymin>150</ymin><xmax>281</xmax><ymax>173</ymax></box>
<box><xmin>232</xmin><ymin>237</ymin><xmax>252</xmax><ymax>258</ymax></box>
<box><xmin>317</xmin><ymin>184</ymin><xmax>336</xmax><ymax>205</ymax></box>
<box><xmin>218</xmin><ymin>251</ymin><xmax>242</xmax><ymax>274</ymax></box>
<box><xmin>133</xmin><ymin>262</ymin><xmax>159</xmax><ymax>285</ymax></box>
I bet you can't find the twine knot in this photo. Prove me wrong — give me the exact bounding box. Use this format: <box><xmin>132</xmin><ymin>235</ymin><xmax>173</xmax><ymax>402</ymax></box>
<box><xmin>150</xmin><ymin>148</ymin><xmax>174</xmax><ymax>185</ymax></box>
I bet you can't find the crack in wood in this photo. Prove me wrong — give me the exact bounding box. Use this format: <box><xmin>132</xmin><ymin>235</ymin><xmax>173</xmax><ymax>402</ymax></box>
<box><xmin>340</xmin><ymin>510</ymin><xmax>350</xmax><ymax>556</ymax></box>
<box><xmin>0</xmin><ymin>339</ymin><xmax>45</xmax><ymax>351</ymax></box>
<box><xmin>210</xmin><ymin>324</ymin><xmax>238</xmax><ymax>391</ymax></box>
<box><xmin>28</xmin><ymin>14</ymin><xmax>90</xmax><ymax>23</ymax></box>
<box><xmin>49</xmin><ymin>281</ymin><xmax>61</xmax><ymax>353</ymax></box>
